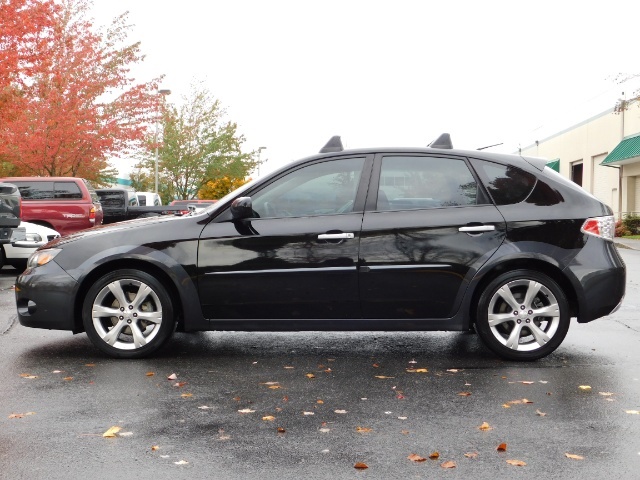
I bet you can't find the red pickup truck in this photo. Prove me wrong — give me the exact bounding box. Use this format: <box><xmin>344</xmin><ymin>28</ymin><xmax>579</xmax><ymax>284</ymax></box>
<box><xmin>0</xmin><ymin>177</ymin><xmax>103</xmax><ymax>236</ymax></box>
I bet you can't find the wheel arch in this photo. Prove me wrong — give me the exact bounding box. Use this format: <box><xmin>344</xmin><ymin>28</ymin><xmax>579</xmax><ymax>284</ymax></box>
<box><xmin>73</xmin><ymin>259</ymin><xmax>188</xmax><ymax>334</ymax></box>
<box><xmin>468</xmin><ymin>258</ymin><xmax>578</xmax><ymax>328</ymax></box>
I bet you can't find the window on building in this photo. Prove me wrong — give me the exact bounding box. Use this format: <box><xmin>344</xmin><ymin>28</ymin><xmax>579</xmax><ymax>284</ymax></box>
<box><xmin>571</xmin><ymin>162</ymin><xmax>583</xmax><ymax>186</ymax></box>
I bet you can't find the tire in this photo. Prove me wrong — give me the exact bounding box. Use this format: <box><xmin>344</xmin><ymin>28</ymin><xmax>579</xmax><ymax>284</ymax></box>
<box><xmin>82</xmin><ymin>269</ymin><xmax>175</xmax><ymax>359</ymax></box>
<box><xmin>475</xmin><ymin>270</ymin><xmax>570</xmax><ymax>361</ymax></box>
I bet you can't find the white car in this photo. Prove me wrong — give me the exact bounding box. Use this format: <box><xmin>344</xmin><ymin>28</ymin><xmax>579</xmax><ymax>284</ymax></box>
<box><xmin>2</xmin><ymin>221</ymin><xmax>60</xmax><ymax>269</ymax></box>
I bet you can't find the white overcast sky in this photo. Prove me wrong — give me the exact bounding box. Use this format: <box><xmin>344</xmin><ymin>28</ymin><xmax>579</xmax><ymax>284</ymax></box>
<box><xmin>90</xmin><ymin>0</ymin><xmax>640</xmax><ymax>178</ymax></box>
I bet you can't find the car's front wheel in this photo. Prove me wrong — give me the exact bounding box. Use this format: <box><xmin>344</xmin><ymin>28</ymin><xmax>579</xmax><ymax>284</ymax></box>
<box><xmin>475</xmin><ymin>270</ymin><xmax>570</xmax><ymax>361</ymax></box>
<box><xmin>82</xmin><ymin>269</ymin><xmax>175</xmax><ymax>358</ymax></box>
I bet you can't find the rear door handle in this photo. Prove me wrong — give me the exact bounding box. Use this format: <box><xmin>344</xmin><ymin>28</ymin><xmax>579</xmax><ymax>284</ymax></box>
<box><xmin>318</xmin><ymin>233</ymin><xmax>355</xmax><ymax>240</ymax></box>
<box><xmin>458</xmin><ymin>225</ymin><xmax>496</xmax><ymax>233</ymax></box>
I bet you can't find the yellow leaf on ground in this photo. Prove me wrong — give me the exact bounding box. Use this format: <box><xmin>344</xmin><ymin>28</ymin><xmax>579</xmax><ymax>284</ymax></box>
<box><xmin>268</xmin><ymin>385</ymin><xmax>281</xmax><ymax>389</ymax></box>
<box><xmin>174</xmin><ymin>460</ymin><xmax>188</xmax><ymax>465</ymax></box>
<box><xmin>478</xmin><ymin>422</ymin><xmax>493</xmax><ymax>431</ymax></box>
<box><xmin>375</xmin><ymin>375</ymin><xmax>395</xmax><ymax>379</ymax></box>
<box><xmin>306</xmin><ymin>373</ymin><xmax>315</xmax><ymax>379</ymax></box>
<box><xmin>238</xmin><ymin>408</ymin><xmax>255</xmax><ymax>413</ymax></box>
<box><xmin>599</xmin><ymin>392</ymin><xmax>614</xmax><ymax>396</ymax></box>
<box><xmin>441</xmin><ymin>461</ymin><xmax>456</xmax><ymax>469</ymax></box>
<box><xmin>181</xmin><ymin>393</ymin><xmax>193</xmax><ymax>398</ymax></box>
<box><xmin>262</xmin><ymin>416</ymin><xmax>275</xmax><ymax>421</ymax></box>
<box><xmin>578</xmin><ymin>385</ymin><xmax>592</xmax><ymax>390</ymax></box>
<box><xmin>407</xmin><ymin>453</ymin><xmax>426</xmax><ymax>462</ymax></box>
<box><xmin>506</xmin><ymin>459</ymin><xmax>527</xmax><ymax>466</ymax></box>
<box><xmin>334</xmin><ymin>409</ymin><xmax>347</xmax><ymax>414</ymax></box>
<box><xmin>625</xmin><ymin>410</ymin><xmax>640</xmax><ymax>415</ymax></box>
<box><xmin>102</xmin><ymin>426</ymin><xmax>122</xmax><ymax>438</ymax></box>
<box><xmin>565</xmin><ymin>453</ymin><xmax>584</xmax><ymax>460</ymax></box>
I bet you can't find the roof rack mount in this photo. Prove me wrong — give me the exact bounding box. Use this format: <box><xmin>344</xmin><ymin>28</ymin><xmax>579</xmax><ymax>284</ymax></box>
<box><xmin>428</xmin><ymin>133</ymin><xmax>453</xmax><ymax>149</ymax></box>
<box><xmin>319</xmin><ymin>136</ymin><xmax>344</xmax><ymax>153</ymax></box>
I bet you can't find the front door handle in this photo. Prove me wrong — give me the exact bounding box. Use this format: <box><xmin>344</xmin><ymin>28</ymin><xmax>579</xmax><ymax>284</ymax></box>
<box><xmin>458</xmin><ymin>225</ymin><xmax>495</xmax><ymax>233</ymax></box>
<box><xmin>318</xmin><ymin>233</ymin><xmax>355</xmax><ymax>240</ymax></box>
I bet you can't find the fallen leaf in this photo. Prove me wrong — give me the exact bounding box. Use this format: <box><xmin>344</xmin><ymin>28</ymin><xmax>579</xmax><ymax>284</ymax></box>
<box><xmin>319</xmin><ymin>428</ymin><xmax>330</xmax><ymax>433</ymax></box>
<box><xmin>578</xmin><ymin>385</ymin><xmax>592</xmax><ymax>391</ymax></box>
<box><xmin>356</xmin><ymin>426</ymin><xmax>372</xmax><ymax>433</ymax></box>
<box><xmin>306</xmin><ymin>373</ymin><xmax>315</xmax><ymax>379</ymax></box>
<box><xmin>174</xmin><ymin>382</ymin><xmax>187</xmax><ymax>388</ymax></box>
<box><xmin>408</xmin><ymin>453</ymin><xmax>426</xmax><ymax>462</ymax></box>
<box><xmin>354</xmin><ymin>462</ymin><xmax>368</xmax><ymax>469</ymax></box>
<box><xmin>261</xmin><ymin>381</ymin><xmax>279</xmax><ymax>385</ymax></box>
<box><xmin>565</xmin><ymin>453</ymin><xmax>584</xmax><ymax>460</ymax></box>
<box><xmin>146</xmin><ymin>372</ymin><xmax>155</xmax><ymax>377</ymax></box>
<box><xmin>458</xmin><ymin>392</ymin><xmax>472</xmax><ymax>397</ymax></box>
<box><xmin>284</xmin><ymin>366</ymin><xmax>294</xmax><ymax>369</ymax></box>
<box><xmin>401</xmin><ymin>430</ymin><xmax>410</xmax><ymax>435</ymax></box>
<box><xmin>429</xmin><ymin>451</ymin><xmax>440</xmax><ymax>459</ymax></box>
<box><xmin>372</xmin><ymin>363</ymin><xmax>379</xmax><ymax>368</ymax></box>
<box><xmin>334</xmin><ymin>409</ymin><xmax>347</xmax><ymax>414</ymax></box>
<box><xmin>625</xmin><ymin>410</ymin><xmax>640</xmax><ymax>415</ymax></box>
<box><xmin>238</xmin><ymin>408</ymin><xmax>255</xmax><ymax>414</ymax></box>
<box><xmin>375</xmin><ymin>375</ymin><xmax>395</xmax><ymax>379</ymax></box>
<box><xmin>303</xmin><ymin>411</ymin><xmax>314</xmax><ymax>416</ymax></box>
<box><xmin>198</xmin><ymin>406</ymin><xmax>211</xmax><ymax>410</ymax></box>
<box><xmin>52</xmin><ymin>370</ymin><xmax>63</xmax><ymax>374</ymax></box>
<box><xmin>398</xmin><ymin>416</ymin><xmax>407</xmax><ymax>420</ymax></box>
<box><xmin>181</xmin><ymin>393</ymin><xmax>193</xmax><ymax>398</ymax></box>
<box><xmin>506</xmin><ymin>459</ymin><xmax>527</xmax><ymax>466</ymax></box>
<box><xmin>464</xmin><ymin>452</ymin><xmax>479</xmax><ymax>459</ymax></box>
<box><xmin>85</xmin><ymin>364</ymin><xmax>96</xmax><ymax>367</ymax></box>
<box><xmin>233</xmin><ymin>396</ymin><xmax>241</xmax><ymax>401</ymax></box>
<box><xmin>167</xmin><ymin>373</ymin><xmax>178</xmax><ymax>381</ymax></box>
<box><xmin>268</xmin><ymin>385</ymin><xmax>282</xmax><ymax>390</ymax></box>
<box><xmin>536</xmin><ymin>409</ymin><xmax>547</xmax><ymax>416</ymax></box>
<box><xmin>63</xmin><ymin>377</ymin><xmax>73</xmax><ymax>381</ymax></box>
<box><xmin>520</xmin><ymin>381</ymin><xmax>534</xmax><ymax>385</ymax></box>
<box><xmin>119</xmin><ymin>432</ymin><xmax>133</xmax><ymax>437</ymax></box>
<box><xmin>447</xmin><ymin>369</ymin><xmax>461</xmax><ymax>373</ymax></box>
<box><xmin>539</xmin><ymin>380</ymin><xmax>548</xmax><ymax>384</ymax></box>
<box><xmin>151</xmin><ymin>445</ymin><xmax>160</xmax><ymax>451</ymax></box>
<box><xmin>441</xmin><ymin>461</ymin><xmax>456</xmax><ymax>469</ymax></box>
<box><xmin>599</xmin><ymin>392</ymin><xmax>615</xmax><ymax>396</ymax></box>
<box><xmin>102</xmin><ymin>426</ymin><xmax>122</xmax><ymax>438</ymax></box>
<box><xmin>317</xmin><ymin>399</ymin><xmax>324</xmax><ymax>404</ymax></box>
<box><xmin>19</xmin><ymin>374</ymin><xmax>38</xmax><ymax>379</ymax></box>
<box><xmin>478</xmin><ymin>422</ymin><xmax>493</xmax><ymax>431</ymax></box>
<box><xmin>502</xmin><ymin>404</ymin><xmax>511</xmax><ymax>409</ymax></box>
<box><xmin>8</xmin><ymin>412</ymin><xmax>35</xmax><ymax>419</ymax></box>
<box><xmin>277</xmin><ymin>427</ymin><xmax>286</xmax><ymax>433</ymax></box>
<box><xmin>262</xmin><ymin>416</ymin><xmax>275</xmax><ymax>421</ymax></box>
<box><xmin>497</xmin><ymin>443</ymin><xmax>507</xmax><ymax>452</ymax></box>
<box><xmin>174</xmin><ymin>460</ymin><xmax>188</xmax><ymax>465</ymax></box>
<box><xmin>406</xmin><ymin>368</ymin><xmax>428</xmax><ymax>373</ymax></box>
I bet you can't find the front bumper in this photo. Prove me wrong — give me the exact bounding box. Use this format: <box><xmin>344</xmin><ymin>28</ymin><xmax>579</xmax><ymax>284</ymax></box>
<box><xmin>15</xmin><ymin>261</ymin><xmax>78</xmax><ymax>331</ymax></box>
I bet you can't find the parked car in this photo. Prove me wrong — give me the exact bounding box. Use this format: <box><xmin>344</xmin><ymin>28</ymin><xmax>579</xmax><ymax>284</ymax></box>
<box><xmin>96</xmin><ymin>188</ymin><xmax>183</xmax><ymax>224</ymax></box>
<box><xmin>137</xmin><ymin>191</ymin><xmax>162</xmax><ymax>206</ymax></box>
<box><xmin>0</xmin><ymin>177</ymin><xmax>103</xmax><ymax>236</ymax></box>
<box><xmin>2</xmin><ymin>221</ymin><xmax>60</xmax><ymax>269</ymax></box>
<box><xmin>15</xmin><ymin>134</ymin><xmax>625</xmax><ymax>360</ymax></box>
<box><xmin>0</xmin><ymin>182</ymin><xmax>24</xmax><ymax>244</ymax></box>
<box><xmin>170</xmin><ymin>198</ymin><xmax>218</xmax><ymax>214</ymax></box>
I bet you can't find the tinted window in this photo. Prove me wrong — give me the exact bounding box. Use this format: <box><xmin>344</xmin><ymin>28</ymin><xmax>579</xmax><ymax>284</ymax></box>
<box><xmin>138</xmin><ymin>195</ymin><xmax>147</xmax><ymax>206</ymax></box>
<box><xmin>377</xmin><ymin>156</ymin><xmax>477</xmax><ymax>211</ymax></box>
<box><xmin>13</xmin><ymin>181</ymin><xmax>55</xmax><ymax>200</ymax></box>
<box><xmin>252</xmin><ymin>157</ymin><xmax>365</xmax><ymax>218</ymax></box>
<box><xmin>54</xmin><ymin>181</ymin><xmax>82</xmax><ymax>199</ymax></box>
<box><xmin>474</xmin><ymin>160</ymin><xmax>536</xmax><ymax>205</ymax></box>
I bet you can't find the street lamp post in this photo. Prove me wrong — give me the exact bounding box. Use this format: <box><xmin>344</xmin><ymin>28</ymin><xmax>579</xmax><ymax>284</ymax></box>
<box><xmin>154</xmin><ymin>89</ymin><xmax>171</xmax><ymax>194</ymax></box>
<box><xmin>257</xmin><ymin>146</ymin><xmax>266</xmax><ymax>177</ymax></box>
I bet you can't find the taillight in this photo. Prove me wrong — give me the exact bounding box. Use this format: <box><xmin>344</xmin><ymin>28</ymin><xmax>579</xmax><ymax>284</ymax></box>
<box><xmin>581</xmin><ymin>216</ymin><xmax>615</xmax><ymax>241</ymax></box>
<box><xmin>89</xmin><ymin>206</ymin><xmax>96</xmax><ymax>223</ymax></box>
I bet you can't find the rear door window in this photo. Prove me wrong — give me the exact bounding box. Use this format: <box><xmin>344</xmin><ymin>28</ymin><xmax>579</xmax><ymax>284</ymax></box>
<box><xmin>54</xmin><ymin>181</ymin><xmax>82</xmax><ymax>199</ymax></box>
<box><xmin>472</xmin><ymin>160</ymin><xmax>537</xmax><ymax>205</ymax></box>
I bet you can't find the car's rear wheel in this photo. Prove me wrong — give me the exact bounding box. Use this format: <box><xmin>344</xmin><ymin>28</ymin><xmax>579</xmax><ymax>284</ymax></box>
<box><xmin>82</xmin><ymin>269</ymin><xmax>175</xmax><ymax>358</ymax></box>
<box><xmin>475</xmin><ymin>270</ymin><xmax>570</xmax><ymax>361</ymax></box>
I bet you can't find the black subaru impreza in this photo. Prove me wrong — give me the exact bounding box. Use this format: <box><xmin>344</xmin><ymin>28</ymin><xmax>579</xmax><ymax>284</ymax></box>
<box><xmin>16</xmin><ymin>135</ymin><xmax>625</xmax><ymax>360</ymax></box>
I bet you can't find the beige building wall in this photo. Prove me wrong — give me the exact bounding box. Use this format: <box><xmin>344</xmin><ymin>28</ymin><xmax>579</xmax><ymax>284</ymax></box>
<box><xmin>519</xmin><ymin>104</ymin><xmax>640</xmax><ymax>218</ymax></box>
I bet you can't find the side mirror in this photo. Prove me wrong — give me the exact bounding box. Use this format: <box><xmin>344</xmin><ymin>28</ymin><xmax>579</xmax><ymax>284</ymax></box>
<box><xmin>230</xmin><ymin>197</ymin><xmax>253</xmax><ymax>220</ymax></box>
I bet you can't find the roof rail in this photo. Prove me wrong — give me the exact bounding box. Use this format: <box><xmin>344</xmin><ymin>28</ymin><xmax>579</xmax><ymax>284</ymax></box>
<box><xmin>319</xmin><ymin>136</ymin><xmax>344</xmax><ymax>153</ymax></box>
<box><xmin>428</xmin><ymin>133</ymin><xmax>453</xmax><ymax>149</ymax></box>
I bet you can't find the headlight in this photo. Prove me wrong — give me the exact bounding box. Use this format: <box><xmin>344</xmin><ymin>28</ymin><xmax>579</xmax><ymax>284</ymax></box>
<box><xmin>27</xmin><ymin>248</ymin><xmax>61</xmax><ymax>268</ymax></box>
<box><xmin>25</xmin><ymin>233</ymin><xmax>42</xmax><ymax>242</ymax></box>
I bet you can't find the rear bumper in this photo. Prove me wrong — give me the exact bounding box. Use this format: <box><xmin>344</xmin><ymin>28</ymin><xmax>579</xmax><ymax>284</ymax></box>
<box><xmin>563</xmin><ymin>238</ymin><xmax>626</xmax><ymax>323</ymax></box>
<box><xmin>15</xmin><ymin>261</ymin><xmax>78</xmax><ymax>331</ymax></box>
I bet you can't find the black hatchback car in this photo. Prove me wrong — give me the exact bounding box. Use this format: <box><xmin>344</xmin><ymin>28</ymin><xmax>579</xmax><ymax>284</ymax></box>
<box><xmin>16</xmin><ymin>134</ymin><xmax>625</xmax><ymax>360</ymax></box>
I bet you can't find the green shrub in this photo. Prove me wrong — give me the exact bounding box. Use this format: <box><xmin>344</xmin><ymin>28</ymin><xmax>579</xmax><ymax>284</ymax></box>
<box><xmin>622</xmin><ymin>213</ymin><xmax>640</xmax><ymax>235</ymax></box>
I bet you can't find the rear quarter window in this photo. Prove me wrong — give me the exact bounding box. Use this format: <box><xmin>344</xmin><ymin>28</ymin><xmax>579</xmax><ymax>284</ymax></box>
<box><xmin>473</xmin><ymin>160</ymin><xmax>537</xmax><ymax>205</ymax></box>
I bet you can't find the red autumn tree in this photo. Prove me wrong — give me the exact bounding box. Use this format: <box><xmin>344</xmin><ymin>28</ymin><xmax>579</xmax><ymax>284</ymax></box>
<box><xmin>0</xmin><ymin>0</ymin><xmax>161</xmax><ymax>181</ymax></box>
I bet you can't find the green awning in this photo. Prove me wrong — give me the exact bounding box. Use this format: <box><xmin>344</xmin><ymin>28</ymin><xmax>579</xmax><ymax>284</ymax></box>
<box><xmin>601</xmin><ymin>134</ymin><xmax>640</xmax><ymax>166</ymax></box>
<box><xmin>545</xmin><ymin>159</ymin><xmax>560</xmax><ymax>172</ymax></box>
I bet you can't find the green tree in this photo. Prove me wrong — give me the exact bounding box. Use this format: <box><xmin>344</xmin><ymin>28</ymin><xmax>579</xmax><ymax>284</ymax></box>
<box><xmin>136</xmin><ymin>82</ymin><xmax>258</xmax><ymax>201</ymax></box>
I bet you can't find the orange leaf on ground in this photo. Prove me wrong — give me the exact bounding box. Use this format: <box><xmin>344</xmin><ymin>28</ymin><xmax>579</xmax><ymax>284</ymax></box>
<box><xmin>441</xmin><ymin>461</ymin><xmax>456</xmax><ymax>469</ymax></box>
<box><xmin>262</xmin><ymin>416</ymin><xmax>275</xmax><ymax>421</ymax></box>
<box><xmin>146</xmin><ymin>372</ymin><xmax>155</xmax><ymax>377</ymax></box>
<box><xmin>181</xmin><ymin>393</ymin><xmax>193</xmax><ymax>398</ymax></box>
<box><xmin>497</xmin><ymin>443</ymin><xmax>507</xmax><ymax>452</ymax></box>
<box><xmin>506</xmin><ymin>459</ymin><xmax>527</xmax><ymax>466</ymax></box>
<box><xmin>151</xmin><ymin>445</ymin><xmax>159</xmax><ymax>451</ymax></box>
<box><xmin>356</xmin><ymin>427</ymin><xmax>372</xmax><ymax>433</ymax></box>
<box><xmin>354</xmin><ymin>462</ymin><xmax>368</xmax><ymax>469</ymax></box>
<box><xmin>464</xmin><ymin>452</ymin><xmax>479</xmax><ymax>459</ymax></box>
<box><xmin>277</xmin><ymin>427</ymin><xmax>285</xmax><ymax>433</ymax></box>
<box><xmin>102</xmin><ymin>426</ymin><xmax>121</xmax><ymax>438</ymax></box>
<box><xmin>478</xmin><ymin>422</ymin><xmax>493</xmax><ymax>431</ymax></box>
<box><xmin>8</xmin><ymin>412</ymin><xmax>35</xmax><ymax>419</ymax></box>
<box><xmin>407</xmin><ymin>453</ymin><xmax>426</xmax><ymax>462</ymax></box>
<box><xmin>458</xmin><ymin>392</ymin><xmax>472</xmax><ymax>396</ymax></box>
<box><xmin>429</xmin><ymin>451</ymin><xmax>440</xmax><ymax>459</ymax></box>
<box><xmin>565</xmin><ymin>453</ymin><xmax>584</xmax><ymax>460</ymax></box>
